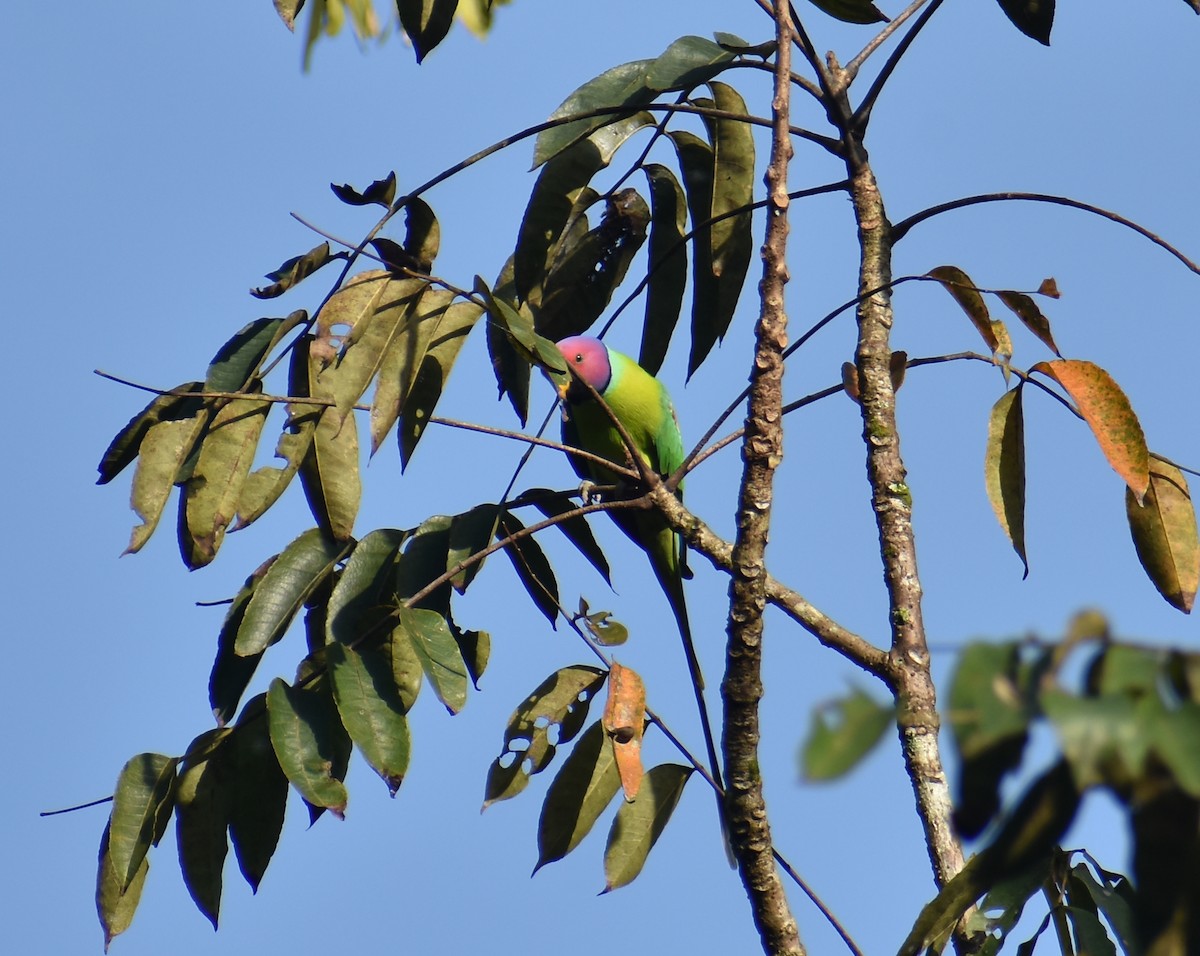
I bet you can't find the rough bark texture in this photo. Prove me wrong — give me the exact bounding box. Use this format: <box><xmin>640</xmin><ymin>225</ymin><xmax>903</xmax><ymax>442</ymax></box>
<box><xmin>848</xmin><ymin>163</ymin><xmax>967</xmax><ymax>891</ymax></box>
<box><xmin>721</xmin><ymin>7</ymin><xmax>804</xmax><ymax>954</ymax></box>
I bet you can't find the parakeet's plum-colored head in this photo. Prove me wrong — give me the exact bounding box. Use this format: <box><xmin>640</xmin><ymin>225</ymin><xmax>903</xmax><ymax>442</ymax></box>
<box><xmin>556</xmin><ymin>335</ymin><xmax>612</xmax><ymax>401</ymax></box>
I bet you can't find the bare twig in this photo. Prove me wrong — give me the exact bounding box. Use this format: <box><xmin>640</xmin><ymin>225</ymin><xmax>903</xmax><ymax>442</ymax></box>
<box><xmin>850</xmin><ymin>0</ymin><xmax>946</xmax><ymax>131</ymax></box>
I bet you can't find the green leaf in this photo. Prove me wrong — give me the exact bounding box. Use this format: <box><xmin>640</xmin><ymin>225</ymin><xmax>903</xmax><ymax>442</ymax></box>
<box><xmin>1031</xmin><ymin>359</ymin><xmax>1150</xmax><ymax>501</ymax></box>
<box><xmin>962</xmin><ymin>861</ymin><xmax>1051</xmax><ymax>952</ymax></box>
<box><xmin>398</xmin><ymin>297</ymin><xmax>482</xmax><ymax>467</ymax></box>
<box><xmin>372</xmin><ymin>285</ymin><xmax>436</xmax><ymax>454</ymax></box>
<box><xmin>402</xmin><ymin>196</ymin><xmax>440</xmax><ymax>272</ymax></box>
<box><xmin>267</xmin><ymin>675</ymin><xmax>351</xmax><ymax>818</ymax></box>
<box><xmin>447</xmin><ymin>504</ymin><xmax>500</xmax><ymax>593</ymax></box>
<box><xmin>994</xmin><ymin>0</ymin><xmax>1054</xmax><ymax>45</ymax></box>
<box><xmin>806</xmin><ymin>0</ymin><xmax>889</xmax><ymax>24</ymax></box>
<box><xmin>645</xmin><ymin>35</ymin><xmax>736</xmax><ymax>91</ymax></box>
<box><xmin>97</xmin><ymin>384</ymin><xmax>204</xmax><ymax>486</ymax></box>
<box><xmin>535</xmin><ymin>719</ymin><xmax>621</xmax><ymax>872</ymax></box>
<box><xmin>209</xmin><ymin>562</ymin><xmax>273</xmax><ymax>725</ymax></box>
<box><xmin>234</xmin><ymin>339</ymin><xmax>319</xmax><ymax>530</ymax></box>
<box><xmin>398</xmin><ymin>606</ymin><xmax>469</xmax><ymax>714</ymax></box>
<box><xmin>251</xmin><ymin>242</ymin><xmax>341</xmax><ymax>298</ymax></box>
<box><xmin>1147</xmin><ymin>698</ymin><xmax>1200</xmax><ymax>797</ymax></box>
<box><xmin>175</xmin><ymin>728</ymin><xmax>233</xmax><ymax>928</ymax></box>
<box><xmin>602</xmin><ymin>763</ymin><xmax>692</xmax><ymax>891</ymax></box>
<box><xmin>483</xmin><ymin>665</ymin><xmax>607</xmax><ymax>807</ymax></box>
<box><xmin>801</xmin><ymin>687</ymin><xmax>895</xmax><ymax>781</ymax></box>
<box><xmin>105</xmin><ymin>754</ymin><xmax>178</xmax><ymax>893</ymax></box>
<box><xmin>331</xmin><ymin>171</ymin><xmax>397</xmax><ymax>208</ymax></box>
<box><xmin>396</xmin><ymin>0</ymin><xmax>458</xmax><ymax>63</ymax></box>
<box><xmin>995</xmin><ymin>291</ymin><xmax>1061</xmax><ymax>357</ymax></box>
<box><xmin>236</xmin><ymin>528</ymin><xmax>349</xmax><ymax>657</ymax></box>
<box><xmin>1127</xmin><ymin>459</ymin><xmax>1200</xmax><ymax>613</ymax></box>
<box><xmin>181</xmin><ymin>386</ymin><xmax>271</xmax><ymax>568</ymax></box>
<box><xmin>984</xmin><ymin>386</ymin><xmax>1028</xmax><ymax>577</ymax></box>
<box><xmin>497</xmin><ymin>510</ymin><xmax>560</xmax><ymax>625</ymax></box>
<box><xmin>395</xmin><ymin>514</ymin><xmax>454</xmax><ymax>613</ymax></box>
<box><xmin>1069</xmin><ymin>864</ymin><xmax>1138</xmax><ymax>954</ymax></box>
<box><xmin>326</xmin><ymin>527</ymin><xmax>408</xmax><ymax>645</ymax></box>
<box><xmin>668</xmin><ymin>130</ymin><xmax>718</xmax><ymax>373</ymax></box>
<box><xmin>1041</xmin><ymin>690</ymin><xmax>1143</xmax><ymax>789</ymax></box>
<box><xmin>205</xmin><ymin>313</ymin><xmax>304</xmax><ymax>392</ymax></box>
<box><xmin>227</xmin><ymin>695</ymin><xmax>288</xmax><ymax>892</ymax></box>
<box><xmin>328</xmin><ymin>640</ymin><xmax>412</xmax><ymax>793</ymax></box>
<box><xmin>511</xmin><ymin>488</ymin><xmax>611</xmax><ymax>586</ymax></box>
<box><xmin>96</xmin><ymin>821</ymin><xmax>150</xmax><ymax>952</ymax></box>
<box><xmin>638</xmin><ymin>163</ymin><xmax>689</xmax><ymax>376</ymax></box>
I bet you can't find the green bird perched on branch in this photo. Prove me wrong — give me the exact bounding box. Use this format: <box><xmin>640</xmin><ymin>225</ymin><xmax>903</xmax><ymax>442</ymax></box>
<box><xmin>553</xmin><ymin>335</ymin><xmax>726</xmax><ymax>838</ymax></box>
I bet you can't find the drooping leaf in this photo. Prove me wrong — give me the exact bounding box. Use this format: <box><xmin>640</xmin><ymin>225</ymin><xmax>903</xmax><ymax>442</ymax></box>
<box><xmin>806</xmin><ymin>0</ymin><xmax>889</xmax><ymax>24</ymax></box>
<box><xmin>104</xmin><ymin>754</ymin><xmax>178</xmax><ymax>894</ymax></box>
<box><xmin>984</xmin><ymin>386</ymin><xmax>1028</xmax><ymax>577</ymax></box>
<box><xmin>994</xmin><ymin>0</ymin><xmax>1055</xmax><ymax>45</ymax></box>
<box><xmin>1068</xmin><ymin>863</ymin><xmax>1138</xmax><ymax>954</ymax></box>
<box><xmin>1064</xmin><ymin>871</ymin><xmax>1118</xmax><ymax>956</ymax></box>
<box><xmin>639</xmin><ymin>164</ymin><xmax>689</xmax><ymax>375</ymax></box>
<box><xmin>688</xmin><ymin>81</ymin><xmax>754</xmax><ymax>377</ymax></box>
<box><xmin>1126</xmin><ymin>459</ymin><xmax>1200</xmax><ymax>613</ymax></box>
<box><xmin>327</xmin><ymin>640</ymin><xmax>412</xmax><ymax>793</ymax></box>
<box><xmin>668</xmin><ymin>130</ymin><xmax>718</xmax><ymax>373</ymax></box>
<box><xmin>535</xmin><ymin>719</ymin><xmax>622</xmax><ymax>873</ymax></box>
<box><xmin>801</xmin><ymin>687</ymin><xmax>895</xmax><ymax>781</ymax></box>
<box><xmin>181</xmin><ymin>385</ymin><xmax>271</xmax><ymax>568</ymax></box>
<box><xmin>511</xmin><ymin>488</ymin><xmax>612</xmax><ymax>586</ymax></box>
<box><xmin>397</xmin><ymin>296</ymin><xmax>482</xmax><ymax>466</ymax></box>
<box><xmin>537</xmin><ymin>189</ymin><xmax>651</xmax><ymax>342</ymax></box>
<box><xmin>496</xmin><ymin>510</ymin><xmax>560</xmax><ymax>625</ymax></box>
<box><xmin>447</xmin><ymin>503</ymin><xmax>500</xmax><ymax>593</ymax></box>
<box><xmin>602</xmin><ymin>663</ymin><xmax>647</xmax><ymax>801</ymax></box>
<box><xmin>175</xmin><ymin>729</ymin><xmax>233</xmax><ymax>928</ymax></box>
<box><xmin>484</xmin><ymin>286</ymin><xmax>531</xmax><ymax>426</ymax></box>
<box><xmin>206</xmin><ymin>312</ymin><xmax>306</xmax><ymax>392</ymax></box>
<box><xmin>209</xmin><ymin>560</ymin><xmax>274</xmax><ymax>725</ymax></box>
<box><xmin>251</xmin><ymin>242</ymin><xmax>342</xmax><ymax>298</ymax></box>
<box><xmin>227</xmin><ymin>695</ymin><xmax>288</xmax><ymax>892</ymax></box>
<box><xmin>396</xmin><ymin>0</ymin><xmax>459</xmax><ymax>62</ymax></box>
<box><xmin>299</xmin><ymin>402</ymin><xmax>361</xmax><ymax>542</ymax></box>
<box><xmin>395</xmin><ymin>514</ymin><xmax>454</xmax><ymax>614</ymax></box>
<box><xmin>97</xmin><ymin>822</ymin><xmax>150</xmax><ymax>952</ymax></box>
<box><xmin>996</xmin><ymin>291</ymin><xmax>1061</xmax><ymax>357</ymax></box>
<box><xmin>961</xmin><ymin>861</ymin><xmax>1051</xmax><ymax>954</ymax></box>
<box><xmin>1031</xmin><ymin>359</ymin><xmax>1150</xmax><ymax>501</ymax></box>
<box><xmin>326</xmin><ymin>527</ymin><xmax>408</xmax><ymax>647</ymax></box>
<box><xmin>398</xmin><ymin>606</ymin><xmax>469</xmax><ymax>714</ymax></box>
<box><xmin>236</xmin><ymin>528</ymin><xmax>349</xmax><ymax>657</ymax></box>
<box><xmin>645</xmin><ymin>35</ymin><xmax>737</xmax><ymax>92</ymax></box>
<box><xmin>372</xmin><ymin>285</ymin><xmax>434</xmax><ymax>453</ymax></box>
<box><xmin>274</xmin><ymin>0</ymin><xmax>306</xmax><ymax>31</ymax></box>
<box><xmin>1041</xmin><ymin>691</ymin><xmax>1143</xmax><ymax>789</ymax></box>
<box><xmin>483</xmin><ymin>665</ymin><xmax>607</xmax><ymax>808</ymax></box>
<box><xmin>97</xmin><ymin>384</ymin><xmax>205</xmax><ymax>486</ymax></box>
<box><xmin>402</xmin><ymin>197</ymin><xmax>440</xmax><ymax>273</ymax></box>
<box><xmin>267</xmin><ymin>674</ymin><xmax>351</xmax><ymax>819</ymax></box>
<box><xmin>123</xmin><ymin>394</ymin><xmax>211</xmax><ymax>555</ymax></box>
<box><xmin>602</xmin><ymin>763</ymin><xmax>692</xmax><ymax>891</ymax></box>
<box><xmin>477</xmin><ymin>275</ymin><xmax>567</xmax><ymax>376</ymax></box>
<box><xmin>234</xmin><ymin>338</ymin><xmax>319</xmax><ymax>529</ymax></box>
<box><xmin>928</xmin><ymin>265</ymin><xmax>1013</xmax><ymax>364</ymax></box>
<box><xmin>330</xmin><ymin>171</ymin><xmax>396</xmax><ymax>208</ymax></box>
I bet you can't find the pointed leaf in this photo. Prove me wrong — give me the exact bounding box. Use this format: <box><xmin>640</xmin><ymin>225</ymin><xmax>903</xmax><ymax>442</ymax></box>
<box><xmin>228</xmin><ymin>695</ymin><xmax>288</xmax><ymax>892</ymax></box>
<box><xmin>928</xmin><ymin>265</ymin><xmax>1013</xmax><ymax>361</ymax></box>
<box><xmin>205</xmin><ymin>312</ymin><xmax>305</xmax><ymax>392</ymax></box>
<box><xmin>395</xmin><ymin>515</ymin><xmax>453</xmax><ymax>612</ymax></box>
<box><xmin>511</xmin><ymin>488</ymin><xmax>611</xmax><ymax>585</ymax></box>
<box><xmin>328</xmin><ymin>640</ymin><xmax>412</xmax><ymax>793</ymax></box>
<box><xmin>175</xmin><ymin>729</ymin><xmax>232</xmax><ymax>928</ymax></box>
<box><xmin>299</xmin><ymin>410</ymin><xmax>361</xmax><ymax>543</ymax></box>
<box><xmin>644</xmin><ymin>35</ymin><xmax>736</xmax><ymax>91</ymax></box>
<box><xmin>96</xmin><ymin>822</ymin><xmax>150</xmax><ymax>952</ymax></box>
<box><xmin>603</xmin><ymin>763</ymin><xmax>692</xmax><ymax>891</ymax></box>
<box><xmin>267</xmin><ymin>675</ymin><xmax>351</xmax><ymax>818</ymax></box>
<box><xmin>209</xmin><ymin>560</ymin><xmax>274</xmax><ymax>725</ymax></box>
<box><xmin>98</xmin><ymin>384</ymin><xmax>205</xmax><ymax>486</ymax></box>
<box><xmin>985</xmin><ymin>386</ymin><xmax>1028</xmax><ymax>577</ymax></box>
<box><xmin>996</xmin><ymin>291</ymin><xmax>1061</xmax><ymax>357</ymax></box>
<box><xmin>485</xmin><ymin>286</ymin><xmax>531</xmax><ymax>426</ymax></box>
<box><xmin>801</xmin><ymin>687</ymin><xmax>895</xmax><ymax>781</ymax></box>
<box><xmin>396</xmin><ymin>0</ymin><xmax>458</xmax><ymax>63</ymax></box>
<box><xmin>402</xmin><ymin>196</ymin><xmax>440</xmax><ymax>272</ymax></box>
<box><xmin>447</xmin><ymin>504</ymin><xmax>500</xmax><ymax>593</ymax></box>
<box><xmin>994</xmin><ymin>0</ymin><xmax>1054</xmax><ymax>45</ymax></box>
<box><xmin>1127</xmin><ymin>459</ymin><xmax>1200</xmax><ymax>613</ymax></box>
<box><xmin>535</xmin><ymin>719</ymin><xmax>621</xmax><ymax>872</ymax></box>
<box><xmin>483</xmin><ymin>666</ymin><xmax>607</xmax><ymax>807</ymax></box>
<box><xmin>330</xmin><ymin>171</ymin><xmax>396</xmax><ymax>208</ymax></box>
<box><xmin>251</xmin><ymin>242</ymin><xmax>341</xmax><ymax>298</ymax></box>
<box><xmin>372</xmin><ymin>286</ymin><xmax>437</xmax><ymax>453</ymax></box>
<box><xmin>806</xmin><ymin>0</ymin><xmax>889</xmax><ymax>24</ymax></box>
<box><xmin>398</xmin><ymin>606</ymin><xmax>469</xmax><ymax>714</ymax></box>
<box><xmin>105</xmin><ymin>754</ymin><xmax>178</xmax><ymax>893</ymax></box>
<box><xmin>476</xmin><ymin>275</ymin><xmax>567</xmax><ymax>375</ymax></box>
<box><xmin>602</xmin><ymin>662</ymin><xmax>646</xmax><ymax>801</ymax></box>
<box><xmin>639</xmin><ymin>164</ymin><xmax>689</xmax><ymax>375</ymax></box>
<box><xmin>497</xmin><ymin>510</ymin><xmax>560</xmax><ymax>625</ymax></box>
<box><xmin>1031</xmin><ymin>359</ymin><xmax>1150</xmax><ymax>500</ymax></box>
<box><xmin>273</xmin><ymin>0</ymin><xmax>305</xmax><ymax>31</ymax></box>
<box><xmin>668</xmin><ymin>130</ymin><xmax>718</xmax><ymax>373</ymax></box>
<box><xmin>236</xmin><ymin>528</ymin><xmax>348</xmax><ymax>656</ymax></box>
<box><xmin>326</xmin><ymin>527</ymin><xmax>408</xmax><ymax>646</ymax></box>
<box><xmin>1069</xmin><ymin>864</ymin><xmax>1138</xmax><ymax>954</ymax></box>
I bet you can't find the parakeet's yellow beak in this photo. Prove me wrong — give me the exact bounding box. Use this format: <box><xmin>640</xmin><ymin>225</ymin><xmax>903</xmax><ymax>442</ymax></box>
<box><xmin>557</xmin><ymin>380</ymin><xmax>571</xmax><ymax>401</ymax></box>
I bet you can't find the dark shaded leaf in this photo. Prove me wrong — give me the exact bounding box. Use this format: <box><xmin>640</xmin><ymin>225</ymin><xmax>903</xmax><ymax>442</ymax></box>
<box><xmin>602</xmin><ymin>763</ymin><xmax>692</xmax><ymax>891</ymax></box>
<box><xmin>801</xmin><ymin>687</ymin><xmax>894</xmax><ymax>781</ymax></box>
<box><xmin>228</xmin><ymin>695</ymin><xmax>288</xmax><ymax>892</ymax></box>
<box><xmin>97</xmin><ymin>383</ymin><xmax>204</xmax><ymax>486</ymax></box>
<box><xmin>638</xmin><ymin>164</ymin><xmax>689</xmax><ymax>375</ymax></box>
<box><xmin>668</xmin><ymin>130</ymin><xmax>718</xmax><ymax>374</ymax></box>
<box><xmin>984</xmin><ymin>387</ymin><xmax>1028</xmax><ymax>577</ymax></box>
<box><xmin>175</xmin><ymin>728</ymin><xmax>233</xmax><ymax>928</ymax></box>
<box><xmin>331</xmin><ymin>171</ymin><xmax>397</xmax><ymax>207</ymax></box>
<box><xmin>1069</xmin><ymin>863</ymin><xmax>1137</xmax><ymax>954</ymax></box>
<box><xmin>398</xmin><ymin>606</ymin><xmax>469</xmax><ymax>714</ymax></box>
<box><xmin>395</xmin><ymin>514</ymin><xmax>454</xmax><ymax>614</ymax></box>
<box><xmin>403</xmin><ymin>197</ymin><xmax>440</xmax><ymax>272</ymax></box>
<box><xmin>511</xmin><ymin>488</ymin><xmax>612</xmax><ymax>585</ymax></box>
<box><xmin>806</xmin><ymin>0</ymin><xmax>889</xmax><ymax>24</ymax></box>
<box><xmin>205</xmin><ymin>312</ymin><xmax>305</xmax><ymax>392</ymax></box>
<box><xmin>645</xmin><ymin>35</ymin><xmax>736</xmax><ymax>91</ymax></box>
<box><xmin>453</xmin><ymin>626</ymin><xmax>489</xmax><ymax>689</ymax></box>
<box><xmin>328</xmin><ymin>640</ymin><xmax>412</xmax><ymax>793</ymax></box>
<box><xmin>251</xmin><ymin>242</ymin><xmax>342</xmax><ymax>299</ymax></box>
<box><xmin>326</xmin><ymin>527</ymin><xmax>408</xmax><ymax>647</ymax></box>
<box><xmin>209</xmin><ymin>559</ymin><xmax>275</xmax><ymax>725</ymax></box>
<box><xmin>1127</xmin><ymin>459</ymin><xmax>1199</xmax><ymax>613</ymax></box>
<box><xmin>497</xmin><ymin>510</ymin><xmax>560</xmax><ymax>624</ymax></box>
<box><xmin>396</xmin><ymin>0</ymin><xmax>459</xmax><ymax>63</ymax></box>
<box><xmin>995</xmin><ymin>0</ymin><xmax>1054</xmax><ymax>45</ymax></box>
<box><xmin>535</xmin><ymin>719</ymin><xmax>621</xmax><ymax>873</ymax></box>
<box><xmin>483</xmin><ymin>665</ymin><xmax>607</xmax><ymax>807</ymax></box>
<box><xmin>267</xmin><ymin>675</ymin><xmax>351</xmax><ymax>818</ymax></box>
<box><xmin>447</xmin><ymin>503</ymin><xmax>500</xmax><ymax>593</ymax></box>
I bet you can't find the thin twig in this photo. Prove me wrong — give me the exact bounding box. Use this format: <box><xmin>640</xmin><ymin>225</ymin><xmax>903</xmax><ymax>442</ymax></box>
<box><xmin>850</xmin><ymin>0</ymin><xmax>946</xmax><ymax>131</ymax></box>
<box><xmin>844</xmin><ymin>0</ymin><xmax>932</xmax><ymax>81</ymax></box>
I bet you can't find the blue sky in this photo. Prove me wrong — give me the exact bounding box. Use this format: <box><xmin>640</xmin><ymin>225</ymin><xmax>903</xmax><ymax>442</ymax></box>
<box><xmin>6</xmin><ymin>2</ymin><xmax>1199</xmax><ymax>954</ymax></box>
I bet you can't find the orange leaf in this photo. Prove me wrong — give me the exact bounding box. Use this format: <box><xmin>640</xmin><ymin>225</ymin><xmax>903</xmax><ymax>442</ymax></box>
<box><xmin>1127</xmin><ymin>459</ymin><xmax>1200</xmax><ymax>613</ymax></box>
<box><xmin>1037</xmin><ymin>277</ymin><xmax>1061</xmax><ymax>299</ymax></box>
<box><xmin>1032</xmin><ymin>359</ymin><xmax>1150</xmax><ymax>501</ymax></box>
<box><xmin>602</xmin><ymin>663</ymin><xmax>646</xmax><ymax>802</ymax></box>
<box><xmin>928</xmin><ymin>265</ymin><xmax>1013</xmax><ymax>361</ymax></box>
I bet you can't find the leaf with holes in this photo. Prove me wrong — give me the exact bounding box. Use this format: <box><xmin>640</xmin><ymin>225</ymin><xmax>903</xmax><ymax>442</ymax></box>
<box><xmin>227</xmin><ymin>694</ymin><xmax>288</xmax><ymax>892</ymax></box>
<box><xmin>267</xmin><ymin>674</ymin><xmax>351</xmax><ymax>819</ymax></box>
<box><xmin>801</xmin><ymin>687</ymin><xmax>894</xmax><ymax>781</ymax></box>
<box><xmin>535</xmin><ymin>719</ymin><xmax>621</xmax><ymax>873</ymax></box>
<box><xmin>602</xmin><ymin>663</ymin><xmax>646</xmax><ymax>801</ymax></box>
<box><xmin>1127</xmin><ymin>459</ymin><xmax>1200</xmax><ymax>613</ymax></box>
<box><xmin>1031</xmin><ymin>359</ymin><xmax>1150</xmax><ymax>501</ymax></box>
<box><xmin>603</xmin><ymin>763</ymin><xmax>692</xmax><ymax>891</ymax></box>
<box><xmin>985</xmin><ymin>387</ymin><xmax>1028</xmax><ymax>577</ymax></box>
<box><xmin>497</xmin><ymin>510</ymin><xmax>560</xmax><ymax>625</ymax></box>
<box><xmin>928</xmin><ymin>265</ymin><xmax>1013</xmax><ymax>364</ymax></box>
<box><xmin>483</xmin><ymin>665</ymin><xmax>608</xmax><ymax>808</ymax></box>
<box><xmin>639</xmin><ymin>164</ymin><xmax>689</xmax><ymax>376</ymax></box>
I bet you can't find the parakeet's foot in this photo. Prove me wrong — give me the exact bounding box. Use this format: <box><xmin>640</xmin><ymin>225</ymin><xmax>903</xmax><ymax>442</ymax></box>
<box><xmin>578</xmin><ymin>480</ymin><xmax>599</xmax><ymax>504</ymax></box>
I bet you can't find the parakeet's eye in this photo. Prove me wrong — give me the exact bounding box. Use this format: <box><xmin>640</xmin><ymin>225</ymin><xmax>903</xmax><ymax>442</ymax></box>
<box><xmin>574</xmin><ymin>353</ymin><xmax>584</xmax><ymax>363</ymax></box>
